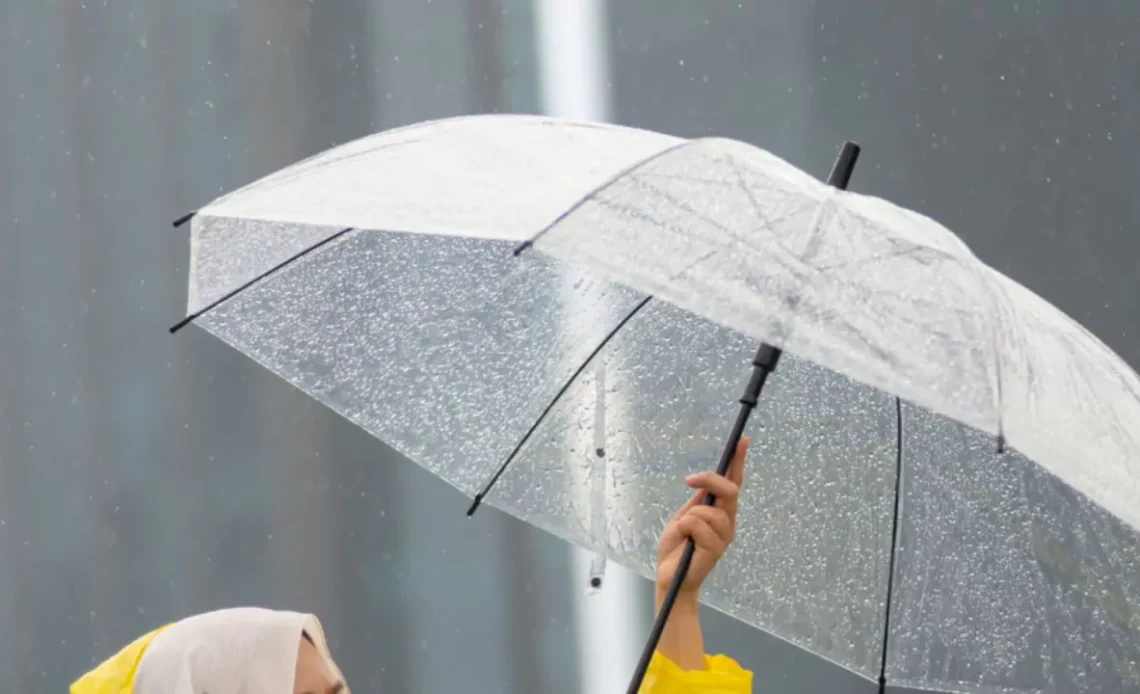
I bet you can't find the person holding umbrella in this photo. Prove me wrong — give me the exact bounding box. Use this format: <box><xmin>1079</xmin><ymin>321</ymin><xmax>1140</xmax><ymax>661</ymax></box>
<box><xmin>643</xmin><ymin>437</ymin><xmax>753</xmax><ymax>692</ymax></box>
<box><xmin>70</xmin><ymin>443</ymin><xmax>751</xmax><ymax>694</ymax></box>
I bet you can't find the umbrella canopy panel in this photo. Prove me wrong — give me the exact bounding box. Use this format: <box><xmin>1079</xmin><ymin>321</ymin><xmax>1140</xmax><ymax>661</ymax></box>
<box><xmin>196</xmin><ymin>225</ymin><xmax>641</xmax><ymax>496</ymax></box>
<box><xmin>890</xmin><ymin>404</ymin><xmax>1140</xmax><ymax>694</ymax></box>
<box><xmin>192</xmin><ymin>114</ymin><xmax>682</xmax><ymax>279</ymax></box>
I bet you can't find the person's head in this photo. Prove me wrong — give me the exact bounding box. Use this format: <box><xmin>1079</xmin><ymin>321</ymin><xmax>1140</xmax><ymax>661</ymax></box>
<box><xmin>132</xmin><ymin>607</ymin><xmax>348</xmax><ymax>694</ymax></box>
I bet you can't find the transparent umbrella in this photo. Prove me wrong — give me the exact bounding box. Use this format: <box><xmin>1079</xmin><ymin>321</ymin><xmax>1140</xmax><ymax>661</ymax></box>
<box><xmin>171</xmin><ymin>115</ymin><xmax>1140</xmax><ymax>694</ymax></box>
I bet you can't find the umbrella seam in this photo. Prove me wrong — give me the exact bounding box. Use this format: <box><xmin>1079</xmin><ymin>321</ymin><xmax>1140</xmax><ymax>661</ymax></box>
<box><xmin>512</xmin><ymin>138</ymin><xmax>695</xmax><ymax>255</ymax></box>
<box><xmin>466</xmin><ymin>294</ymin><xmax>654</xmax><ymax>515</ymax></box>
<box><xmin>169</xmin><ymin>226</ymin><xmax>357</xmax><ymax>333</ymax></box>
<box><xmin>878</xmin><ymin>396</ymin><xmax>905</xmax><ymax>692</ymax></box>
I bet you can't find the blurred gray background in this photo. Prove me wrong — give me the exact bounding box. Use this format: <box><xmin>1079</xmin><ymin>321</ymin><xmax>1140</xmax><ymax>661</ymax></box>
<box><xmin>1</xmin><ymin>1</ymin><xmax>1137</xmax><ymax>693</ymax></box>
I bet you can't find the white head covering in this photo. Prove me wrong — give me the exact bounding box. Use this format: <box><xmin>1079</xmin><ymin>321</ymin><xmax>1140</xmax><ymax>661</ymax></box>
<box><xmin>132</xmin><ymin>607</ymin><xmax>348</xmax><ymax>694</ymax></box>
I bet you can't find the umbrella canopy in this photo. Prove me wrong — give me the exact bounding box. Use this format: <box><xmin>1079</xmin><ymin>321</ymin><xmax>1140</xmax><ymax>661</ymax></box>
<box><xmin>175</xmin><ymin>114</ymin><xmax>1140</xmax><ymax>693</ymax></box>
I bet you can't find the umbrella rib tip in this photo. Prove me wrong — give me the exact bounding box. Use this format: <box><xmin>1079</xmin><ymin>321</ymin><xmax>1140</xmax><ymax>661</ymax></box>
<box><xmin>465</xmin><ymin>494</ymin><xmax>485</xmax><ymax>516</ymax></box>
<box><xmin>169</xmin><ymin>315</ymin><xmax>195</xmax><ymax>334</ymax></box>
<box><xmin>172</xmin><ymin>211</ymin><xmax>196</xmax><ymax>229</ymax></box>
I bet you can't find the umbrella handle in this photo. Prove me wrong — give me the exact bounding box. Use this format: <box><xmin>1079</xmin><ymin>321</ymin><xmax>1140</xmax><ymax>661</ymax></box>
<box><xmin>624</xmin><ymin>141</ymin><xmax>861</xmax><ymax>694</ymax></box>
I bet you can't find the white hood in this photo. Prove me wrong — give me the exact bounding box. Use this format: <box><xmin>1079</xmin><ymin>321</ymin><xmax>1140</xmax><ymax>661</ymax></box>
<box><xmin>133</xmin><ymin>607</ymin><xmax>347</xmax><ymax>694</ymax></box>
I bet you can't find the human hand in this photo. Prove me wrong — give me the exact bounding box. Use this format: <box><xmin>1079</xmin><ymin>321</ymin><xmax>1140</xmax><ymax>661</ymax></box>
<box><xmin>655</xmin><ymin>436</ymin><xmax>748</xmax><ymax>601</ymax></box>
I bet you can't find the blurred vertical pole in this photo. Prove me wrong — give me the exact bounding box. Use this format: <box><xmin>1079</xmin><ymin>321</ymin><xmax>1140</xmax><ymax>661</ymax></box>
<box><xmin>533</xmin><ymin>0</ymin><xmax>610</xmax><ymax>118</ymax></box>
<box><xmin>532</xmin><ymin>1</ymin><xmax>645</xmax><ymax>692</ymax></box>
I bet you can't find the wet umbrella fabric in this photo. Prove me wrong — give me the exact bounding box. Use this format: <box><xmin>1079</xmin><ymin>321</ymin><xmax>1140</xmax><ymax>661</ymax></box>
<box><xmin>174</xmin><ymin>115</ymin><xmax>1140</xmax><ymax>693</ymax></box>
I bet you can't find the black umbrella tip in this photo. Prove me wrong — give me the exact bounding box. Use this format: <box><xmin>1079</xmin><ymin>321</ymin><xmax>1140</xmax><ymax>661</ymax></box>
<box><xmin>173</xmin><ymin>211</ymin><xmax>196</xmax><ymax>228</ymax></box>
<box><xmin>169</xmin><ymin>315</ymin><xmax>194</xmax><ymax>334</ymax></box>
<box><xmin>465</xmin><ymin>493</ymin><xmax>485</xmax><ymax>516</ymax></box>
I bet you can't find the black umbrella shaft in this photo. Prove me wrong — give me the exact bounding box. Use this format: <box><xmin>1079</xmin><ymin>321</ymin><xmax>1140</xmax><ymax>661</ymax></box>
<box><xmin>625</xmin><ymin>141</ymin><xmax>860</xmax><ymax>694</ymax></box>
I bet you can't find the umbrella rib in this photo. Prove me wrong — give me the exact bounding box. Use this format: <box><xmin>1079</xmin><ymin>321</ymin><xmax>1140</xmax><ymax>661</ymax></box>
<box><xmin>168</xmin><ymin>226</ymin><xmax>356</xmax><ymax>333</ymax></box>
<box><xmin>877</xmin><ymin>396</ymin><xmax>904</xmax><ymax>693</ymax></box>
<box><xmin>512</xmin><ymin>139</ymin><xmax>693</xmax><ymax>255</ymax></box>
<box><xmin>465</xmin><ymin>294</ymin><xmax>654</xmax><ymax>516</ymax></box>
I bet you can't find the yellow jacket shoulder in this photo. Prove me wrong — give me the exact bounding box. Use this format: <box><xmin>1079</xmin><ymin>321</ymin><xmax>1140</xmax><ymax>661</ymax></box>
<box><xmin>640</xmin><ymin>651</ymin><xmax>752</xmax><ymax>693</ymax></box>
<box><xmin>70</xmin><ymin>625</ymin><xmax>170</xmax><ymax>694</ymax></box>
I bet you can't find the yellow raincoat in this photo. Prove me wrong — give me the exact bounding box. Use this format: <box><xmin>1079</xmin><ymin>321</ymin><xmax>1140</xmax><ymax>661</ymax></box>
<box><xmin>70</xmin><ymin>607</ymin><xmax>346</xmax><ymax>694</ymax></box>
<box><xmin>69</xmin><ymin>625</ymin><xmax>170</xmax><ymax>694</ymax></box>
<box><xmin>642</xmin><ymin>651</ymin><xmax>753</xmax><ymax>693</ymax></box>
